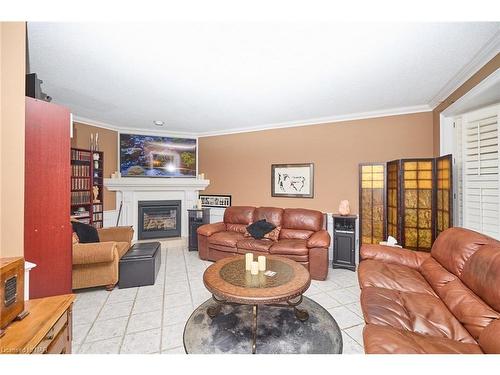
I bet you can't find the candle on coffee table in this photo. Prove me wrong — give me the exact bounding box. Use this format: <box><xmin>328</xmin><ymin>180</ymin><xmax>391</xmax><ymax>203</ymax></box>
<box><xmin>258</xmin><ymin>256</ymin><xmax>266</xmax><ymax>271</ymax></box>
<box><xmin>245</xmin><ymin>253</ymin><xmax>253</xmax><ymax>271</ymax></box>
<box><xmin>251</xmin><ymin>261</ymin><xmax>259</xmax><ymax>275</ymax></box>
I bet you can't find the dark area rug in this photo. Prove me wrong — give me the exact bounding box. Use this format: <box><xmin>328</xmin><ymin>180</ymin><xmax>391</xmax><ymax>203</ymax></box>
<box><xmin>183</xmin><ymin>296</ymin><xmax>343</xmax><ymax>354</ymax></box>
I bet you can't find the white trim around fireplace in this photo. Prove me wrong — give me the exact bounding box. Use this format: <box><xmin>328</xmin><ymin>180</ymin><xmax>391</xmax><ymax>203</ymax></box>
<box><xmin>104</xmin><ymin>177</ymin><xmax>210</xmax><ymax>241</ymax></box>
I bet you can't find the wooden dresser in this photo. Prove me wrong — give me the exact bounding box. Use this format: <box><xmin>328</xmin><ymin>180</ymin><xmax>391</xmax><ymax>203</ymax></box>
<box><xmin>0</xmin><ymin>294</ymin><xmax>75</xmax><ymax>354</ymax></box>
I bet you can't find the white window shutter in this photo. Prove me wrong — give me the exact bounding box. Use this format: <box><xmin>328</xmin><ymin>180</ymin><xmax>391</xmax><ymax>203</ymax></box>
<box><xmin>462</xmin><ymin>105</ymin><xmax>500</xmax><ymax>239</ymax></box>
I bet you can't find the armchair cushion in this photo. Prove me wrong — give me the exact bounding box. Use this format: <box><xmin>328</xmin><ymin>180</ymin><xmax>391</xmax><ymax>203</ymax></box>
<box><xmin>73</xmin><ymin>242</ymin><xmax>117</xmax><ymax>265</ymax></box>
<box><xmin>71</xmin><ymin>221</ymin><xmax>100</xmax><ymax>243</ymax></box>
<box><xmin>197</xmin><ymin>222</ymin><xmax>226</xmax><ymax>236</ymax></box>
<box><xmin>307</xmin><ymin>230</ymin><xmax>330</xmax><ymax>248</ymax></box>
<box><xmin>97</xmin><ymin>226</ymin><xmax>134</xmax><ymax>244</ymax></box>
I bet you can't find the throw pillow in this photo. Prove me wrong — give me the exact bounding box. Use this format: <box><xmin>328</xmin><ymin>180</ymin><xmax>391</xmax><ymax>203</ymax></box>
<box><xmin>263</xmin><ymin>226</ymin><xmax>281</xmax><ymax>242</ymax></box>
<box><xmin>246</xmin><ymin>219</ymin><xmax>276</xmax><ymax>240</ymax></box>
<box><xmin>71</xmin><ymin>221</ymin><xmax>100</xmax><ymax>243</ymax></box>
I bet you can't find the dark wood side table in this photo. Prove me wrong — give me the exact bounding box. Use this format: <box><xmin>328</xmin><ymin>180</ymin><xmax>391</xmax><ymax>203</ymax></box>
<box><xmin>188</xmin><ymin>208</ymin><xmax>210</xmax><ymax>251</ymax></box>
<box><xmin>332</xmin><ymin>214</ymin><xmax>357</xmax><ymax>271</ymax></box>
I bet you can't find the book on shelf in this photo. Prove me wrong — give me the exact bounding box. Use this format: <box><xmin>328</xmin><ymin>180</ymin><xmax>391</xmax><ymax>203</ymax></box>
<box><xmin>71</xmin><ymin>177</ymin><xmax>90</xmax><ymax>190</ymax></box>
<box><xmin>71</xmin><ymin>191</ymin><xmax>91</xmax><ymax>205</ymax></box>
<box><xmin>71</xmin><ymin>149</ymin><xmax>91</xmax><ymax>161</ymax></box>
<box><xmin>71</xmin><ymin>164</ymin><xmax>90</xmax><ymax>177</ymax></box>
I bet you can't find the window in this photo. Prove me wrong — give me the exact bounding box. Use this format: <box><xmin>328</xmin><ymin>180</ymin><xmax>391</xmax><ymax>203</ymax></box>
<box><xmin>456</xmin><ymin>104</ymin><xmax>500</xmax><ymax>239</ymax></box>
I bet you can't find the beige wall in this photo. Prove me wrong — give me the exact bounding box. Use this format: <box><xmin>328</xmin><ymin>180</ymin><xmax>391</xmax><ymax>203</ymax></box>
<box><xmin>433</xmin><ymin>53</ymin><xmax>500</xmax><ymax>156</ymax></box>
<box><xmin>0</xmin><ymin>22</ymin><xmax>26</xmax><ymax>258</ymax></box>
<box><xmin>199</xmin><ymin>112</ymin><xmax>434</xmax><ymax>214</ymax></box>
<box><xmin>71</xmin><ymin>122</ymin><xmax>118</xmax><ymax>210</ymax></box>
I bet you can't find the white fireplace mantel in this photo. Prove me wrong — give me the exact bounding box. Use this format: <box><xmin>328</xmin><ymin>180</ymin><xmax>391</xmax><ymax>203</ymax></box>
<box><xmin>104</xmin><ymin>177</ymin><xmax>210</xmax><ymax>240</ymax></box>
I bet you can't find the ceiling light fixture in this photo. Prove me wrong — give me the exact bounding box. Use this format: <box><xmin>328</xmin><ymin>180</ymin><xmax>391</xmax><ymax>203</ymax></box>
<box><xmin>153</xmin><ymin>120</ymin><xmax>165</xmax><ymax>126</ymax></box>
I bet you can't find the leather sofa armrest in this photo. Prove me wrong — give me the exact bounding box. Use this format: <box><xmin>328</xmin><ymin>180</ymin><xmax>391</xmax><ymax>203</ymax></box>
<box><xmin>307</xmin><ymin>230</ymin><xmax>330</xmax><ymax>248</ymax></box>
<box><xmin>197</xmin><ymin>222</ymin><xmax>226</xmax><ymax>236</ymax></box>
<box><xmin>73</xmin><ymin>242</ymin><xmax>118</xmax><ymax>265</ymax></box>
<box><xmin>97</xmin><ymin>226</ymin><xmax>134</xmax><ymax>244</ymax></box>
<box><xmin>361</xmin><ymin>244</ymin><xmax>431</xmax><ymax>270</ymax></box>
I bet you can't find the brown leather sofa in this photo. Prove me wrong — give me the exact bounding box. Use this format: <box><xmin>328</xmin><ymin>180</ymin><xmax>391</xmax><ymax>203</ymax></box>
<box><xmin>197</xmin><ymin>206</ymin><xmax>330</xmax><ymax>280</ymax></box>
<box><xmin>72</xmin><ymin>226</ymin><xmax>134</xmax><ymax>290</ymax></box>
<box><xmin>358</xmin><ymin>227</ymin><xmax>500</xmax><ymax>354</ymax></box>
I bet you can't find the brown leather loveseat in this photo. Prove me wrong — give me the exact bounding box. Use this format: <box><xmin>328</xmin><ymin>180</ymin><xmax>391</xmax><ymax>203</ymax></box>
<box><xmin>358</xmin><ymin>227</ymin><xmax>500</xmax><ymax>354</ymax></box>
<box><xmin>197</xmin><ymin>206</ymin><xmax>330</xmax><ymax>280</ymax></box>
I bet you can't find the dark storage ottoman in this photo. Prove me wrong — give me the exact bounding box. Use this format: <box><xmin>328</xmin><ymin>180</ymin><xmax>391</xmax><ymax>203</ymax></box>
<box><xmin>119</xmin><ymin>242</ymin><xmax>161</xmax><ymax>289</ymax></box>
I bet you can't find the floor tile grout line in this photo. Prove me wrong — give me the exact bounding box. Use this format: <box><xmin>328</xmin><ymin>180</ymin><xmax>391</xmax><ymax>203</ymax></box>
<box><xmin>159</xmin><ymin>247</ymin><xmax>169</xmax><ymax>353</ymax></box>
<box><xmin>117</xmin><ymin>287</ymin><xmax>139</xmax><ymax>353</ymax></box>
<box><xmin>77</xmin><ymin>289</ymin><xmax>112</xmax><ymax>352</ymax></box>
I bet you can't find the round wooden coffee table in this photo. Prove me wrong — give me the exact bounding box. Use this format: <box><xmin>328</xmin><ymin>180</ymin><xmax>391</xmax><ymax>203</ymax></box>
<box><xmin>203</xmin><ymin>255</ymin><xmax>311</xmax><ymax>354</ymax></box>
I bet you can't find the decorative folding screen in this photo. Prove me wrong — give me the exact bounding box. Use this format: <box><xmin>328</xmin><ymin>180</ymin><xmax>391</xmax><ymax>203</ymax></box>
<box><xmin>359</xmin><ymin>163</ymin><xmax>386</xmax><ymax>245</ymax></box>
<box><xmin>436</xmin><ymin>155</ymin><xmax>453</xmax><ymax>237</ymax></box>
<box><xmin>401</xmin><ymin>159</ymin><xmax>435</xmax><ymax>252</ymax></box>
<box><xmin>386</xmin><ymin>160</ymin><xmax>400</xmax><ymax>242</ymax></box>
<box><xmin>359</xmin><ymin>155</ymin><xmax>453</xmax><ymax>251</ymax></box>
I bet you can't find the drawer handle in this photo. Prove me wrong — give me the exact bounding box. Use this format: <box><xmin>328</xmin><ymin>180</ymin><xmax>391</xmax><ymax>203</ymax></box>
<box><xmin>46</xmin><ymin>330</ymin><xmax>55</xmax><ymax>340</ymax></box>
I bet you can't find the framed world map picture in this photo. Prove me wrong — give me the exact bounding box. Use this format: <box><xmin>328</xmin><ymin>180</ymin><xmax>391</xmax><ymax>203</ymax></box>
<box><xmin>271</xmin><ymin>163</ymin><xmax>314</xmax><ymax>198</ymax></box>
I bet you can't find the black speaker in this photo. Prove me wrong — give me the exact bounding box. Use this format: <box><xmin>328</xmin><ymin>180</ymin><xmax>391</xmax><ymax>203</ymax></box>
<box><xmin>25</xmin><ymin>73</ymin><xmax>52</xmax><ymax>102</ymax></box>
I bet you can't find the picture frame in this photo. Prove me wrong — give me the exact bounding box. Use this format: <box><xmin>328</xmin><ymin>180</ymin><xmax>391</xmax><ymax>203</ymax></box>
<box><xmin>271</xmin><ymin>163</ymin><xmax>314</xmax><ymax>198</ymax></box>
<box><xmin>199</xmin><ymin>194</ymin><xmax>232</xmax><ymax>208</ymax></box>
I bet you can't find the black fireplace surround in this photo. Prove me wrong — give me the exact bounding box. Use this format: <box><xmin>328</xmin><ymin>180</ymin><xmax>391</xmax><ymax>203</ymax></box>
<box><xmin>138</xmin><ymin>200</ymin><xmax>181</xmax><ymax>240</ymax></box>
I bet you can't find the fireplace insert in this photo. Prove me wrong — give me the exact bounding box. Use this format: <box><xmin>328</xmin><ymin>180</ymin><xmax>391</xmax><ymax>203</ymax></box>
<box><xmin>138</xmin><ymin>200</ymin><xmax>181</xmax><ymax>240</ymax></box>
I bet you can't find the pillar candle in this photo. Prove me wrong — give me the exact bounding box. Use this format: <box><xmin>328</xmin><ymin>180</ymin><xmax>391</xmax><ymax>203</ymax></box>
<box><xmin>245</xmin><ymin>253</ymin><xmax>253</xmax><ymax>271</ymax></box>
<box><xmin>258</xmin><ymin>256</ymin><xmax>266</xmax><ymax>271</ymax></box>
<box><xmin>251</xmin><ymin>261</ymin><xmax>259</xmax><ymax>275</ymax></box>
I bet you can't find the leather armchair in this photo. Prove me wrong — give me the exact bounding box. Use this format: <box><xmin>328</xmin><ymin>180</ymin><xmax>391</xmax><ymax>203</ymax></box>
<box><xmin>72</xmin><ymin>226</ymin><xmax>134</xmax><ymax>290</ymax></box>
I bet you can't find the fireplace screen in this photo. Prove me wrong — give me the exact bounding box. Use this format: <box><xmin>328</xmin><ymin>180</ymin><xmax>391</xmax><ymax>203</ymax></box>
<box><xmin>143</xmin><ymin>209</ymin><xmax>177</xmax><ymax>231</ymax></box>
<box><xmin>138</xmin><ymin>200</ymin><xmax>181</xmax><ymax>240</ymax></box>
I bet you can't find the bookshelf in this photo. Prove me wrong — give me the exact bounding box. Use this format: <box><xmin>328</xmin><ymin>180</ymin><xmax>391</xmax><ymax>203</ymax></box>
<box><xmin>70</xmin><ymin>148</ymin><xmax>104</xmax><ymax>228</ymax></box>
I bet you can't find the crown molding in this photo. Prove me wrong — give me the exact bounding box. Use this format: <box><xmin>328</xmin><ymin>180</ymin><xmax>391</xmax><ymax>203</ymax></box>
<box><xmin>72</xmin><ymin>115</ymin><xmax>199</xmax><ymax>138</ymax></box>
<box><xmin>197</xmin><ymin>104</ymin><xmax>432</xmax><ymax>138</ymax></box>
<box><xmin>428</xmin><ymin>29</ymin><xmax>500</xmax><ymax>109</ymax></box>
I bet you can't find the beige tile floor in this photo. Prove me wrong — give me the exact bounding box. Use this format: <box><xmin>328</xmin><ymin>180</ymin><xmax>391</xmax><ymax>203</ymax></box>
<box><xmin>72</xmin><ymin>242</ymin><xmax>365</xmax><ymax>354</ymax></box>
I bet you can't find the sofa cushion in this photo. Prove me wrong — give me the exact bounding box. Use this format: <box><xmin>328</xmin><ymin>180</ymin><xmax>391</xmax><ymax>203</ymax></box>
<box><xmin>279</xmin><ymin>228</ymin><xmax>314</xmax><ymax>240</ymax></box>
<box><xmin>461</xmin><ymin>245</ymin><xmax>500</xmax><ymax>312</ymax></box>
<box><xmin>237</xmin><ymin>238</ymin><xmax>274</xmax><ymax>252</ymax></box>
<box><xmin>209</xmin><ymin>231</ymin><xmax>245</xmax><ymax>247</ymax></box>
<box><xmin>431</xmin><ymin>227</ymin><xmax>494</xmax><ymax>278</ymax></box>
<box><xmin>361</xmin><ymin>286</ymin><xmax>476</xmax><ymax>344</ymax></box>
<box><xmin>420</xmin><ymin>256</ymin><xmax>500</xmax><ymax>340</ymax></box>
<box><xmin>253</xmin><ymin>207</ymin><xmax>284</xmax><ymax>227</ymax></box>
<box><xmin>358</xmin><ymin>259</ymin><xmax>437</xmax><ymax>296</ymax></box>
<box><xmin>224</xmin><ymin>206</ymin><xmax>255</xmax><ymax>225</ymax></box>
<box><xmin>282</xmin><ymin>208</ymin><xmax>323</xmax><ymax>231</ymax></box>
<box><xmin>269</xmin><ymin>239</ymin><xmax>309</xmax><ymax>256</ymax></box>
<box><xmin>363</xmin><ymin>324</ymin><xmax>483</xmax><ymax>354</ymax></box>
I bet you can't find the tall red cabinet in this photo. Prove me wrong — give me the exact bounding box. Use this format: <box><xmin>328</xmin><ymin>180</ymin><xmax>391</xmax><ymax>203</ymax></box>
<box><xmin>25</xmin><ymin>97</ymin><xmax>72</xmax><ymax>299</ymax></box>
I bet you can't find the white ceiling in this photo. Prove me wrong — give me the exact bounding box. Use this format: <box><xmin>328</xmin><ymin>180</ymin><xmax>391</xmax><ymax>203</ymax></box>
<box><xmin>27</xmin><ymin>22</ymin><xmax>500</xmax><ymax>136</ymax></box>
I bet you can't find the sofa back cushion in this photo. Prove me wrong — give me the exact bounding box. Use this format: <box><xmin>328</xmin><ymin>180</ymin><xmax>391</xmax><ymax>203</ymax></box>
<box><xmin>431</xmin><ymin>227</ymin><xmax>494</xmax><ymax>278</ymax></box>
<box><xmin>279</xmin><ymin>208</ymin><xmax>323</xmax><ymax>240</ymax></box>
<box><xmin>253</xmin><ymin>207</ymin><xmax>283</xmax><ymax>227</ymax></box>
<box><xmin>224</xmin><ymin>206</ymin><xmax>255</xmax><ymax>233</ymax></box>
<box><xmin>420</xmin><ymin>257</ymin><xmax>500</xmax><ymax>340</ymax></box>
<box><xmin>461</xmin><ymin>245</ymin><xmax>500</xmax><ymax>312</ymax></box>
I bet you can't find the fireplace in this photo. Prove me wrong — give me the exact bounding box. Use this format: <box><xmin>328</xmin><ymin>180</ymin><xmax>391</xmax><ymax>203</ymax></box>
<box><xmin>138</xmin><ymin>200</ymin><xmax>181</xmax><ymax>240</ymax></box>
